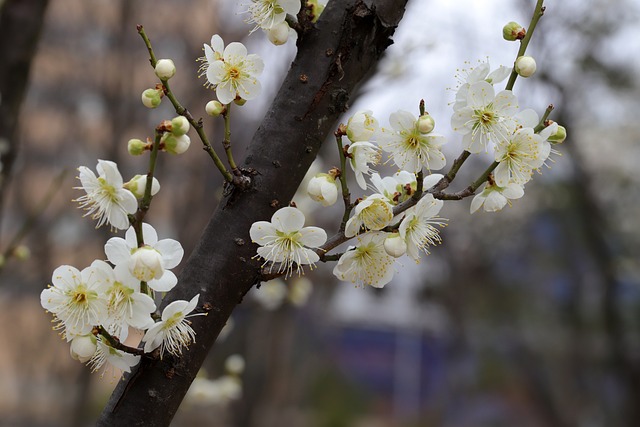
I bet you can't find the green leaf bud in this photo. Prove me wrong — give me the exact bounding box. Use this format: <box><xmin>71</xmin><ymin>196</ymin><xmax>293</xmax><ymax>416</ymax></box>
<box><xmin>205</xmin><ymin>100</ymin><xmax>225</xmax><ymax>117</ymax></box>
<box><xmin>161</xmin><ymin>133</ymin><xmax>191</xmax><ymax>155</ymax></box>
<box><xmin>141</xmin><ymin>88</ymin><xmax>162</xmax><ymax>109</ymax></box>
<box><xmin>503</xmin><ymin>21</ymin><xmax>525</xmax><ymax>41</ymax></box>
<box><xmin>548</xmin><ymin>125</ymin><xmax>567</xmax><ymax>144</ymax></box>
<box><xmin>170</xmin><ymin>116</ymin><xmax>190</xmax><ymax>136</ymax></box>
<box><xmin>127</xmin><ymin>138</ymin><xmax>147</xmax><ymax>156</ymax></box>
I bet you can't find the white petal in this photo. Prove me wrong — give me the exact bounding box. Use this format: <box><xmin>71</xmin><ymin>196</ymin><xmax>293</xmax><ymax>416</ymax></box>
<box><xmin>484</xmin><ymin>191</ymin><xmax>507</xmax><ymax>212</ymax></box>
<box><xmin>162</xmin><ymin>298</ymin><xmax>190</xmax><ymax>320</ymax></box>
<box><xmin>224</xmin><ymin>42</ymin><xmax>248</xmax><ymax>61</ymax></box>
<box><xmin>104</xmin><ymin>237</ymin><xmax>131</xmax><ymax>265</ymax></box>
<box><xmin>155</xmin><ymin>239</ymin><xmax>184</xmax><ymax>270</ymax></box>
<box><xmin>493</xmin><ymin>162</ymin><xmax>511</xmax><ymax>187</ymax></box>
<box><xmin>502</xmin><ymin>183</ymin><xmax>525</xmax><ymax>199</ymax></box>
<box><xmin>467</xmin><ymin>81</ymin><xmax>495</xmax><ymax>109</ymax></box>
<box><xmin>271</xmin><ymin>207</ymin><xmax>305</xmax><ymax>233</ymax></box>
<box><xmin>250</xmin><ymin>221</ymin><xmax>277</xmax><ymax>245</ymax></box>
<box><xmin>298</xmin><ymin>226</ymin><xmax>327</xmax><ymax>247</ymax></box>
<box><xmin>148</xmin><ymin>270</ymin><xmax>177</xmax><ymax>292</ymax></box>
<box><xmin>470</xmin><ymin>193</ymin><xmax>485</xmax><ymax>214</ymax></box>
<box><xmin>141</xmin><ymin>223</ymin><xmax>159</xmax><ymax>245</ymax></box>
<box><xmin>389</xmin><ymin>110</ymin><xmax>415</xmax><ymax>132</ymax></box>
<box><xmin>97</xmin><ymin>160</ymin><xmax>123</xmax><ymax>187</ymax></box>
<box><xmin>216</xmin><ymin>82</ymin><xmax>237</xmax><ymax>105</ymax></box>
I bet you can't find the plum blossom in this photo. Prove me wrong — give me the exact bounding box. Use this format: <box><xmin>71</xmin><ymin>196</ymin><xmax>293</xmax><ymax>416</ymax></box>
<box><xmin>399</xmin><ymin>194</ymin><xmax>446</xmax><ymax>262</ymax></box>
<box><xmin>347</xmin><ymin>141</ymin><xmax>381</xmax><ymax>190</ymax></box>
<box><xmin>307</xmin><ymin>173</ymin><xmax>339</xmax><ymax>206</ymax></box>
<box><xmin>453</xmin><ymin>60</ymin><xmax>511</xmax><ymax>111</ymax></box>
<box><xmin>451</xmin><ymin>81</ymin><xmax>519</xmax><ymax>153</ymax></box>
<box><xmin>493</xmin><ymin>127</ymin><xmax>546</xmax><ymax>187</ymax></box>
<box><xmin>244</xmin><ymin>0</ymin><xmax>301</xmax><ymax>32</ymax></box>
<box><xmin>143</xmin><ymin>294</ymin><xmax>203</xmax><ymax>358</ymax></box>
<box><xmin>40</xmin><ymin>261</ymin><xmax>111</xmax><ymax>338</ymax></box>
<box><xmin>203</xmin><ymin>37</ymin><xmax>264</xmax><ymax>104</ymax></box>
<box><xmin>333</xmin><ymin>232</ymin><xmax>395</xmax><ymax>288</ymax></box>
<box><xmin>470</xmin><ymin>180</ymin><xmax>525</xmax><ymax>213</ymax></box>
<box><xmin>75</xmin><ymin>160</ymin><xmax>137</xmax><ymax>230</ymax></box>
<box><xmin>346</xmin><ymin>110</ymin><xmax>378</xmax><ymax>143</ymax></box>
<box><xmin>345</xmin><ymin>194</ymin><xmax>395</xmax><ymax>238</ymax></box>
<box><xmin>88</xmin><ymin>335</ymin><xmax>140</xmax><ymax>374</ymax></box>
<box><xmin>104</xmin><ymin>223</ymin><xmax>184</xmax><ymax>292</ymax></box>
<box><xmin>250</xmin><ymin>207</ymin><xmax>327</xmax><ymax>277</ymax></box>
<box><xmin>378</xmin><ymin>110</ymin><xmax>447</xmax><ymax>172</ymax></box>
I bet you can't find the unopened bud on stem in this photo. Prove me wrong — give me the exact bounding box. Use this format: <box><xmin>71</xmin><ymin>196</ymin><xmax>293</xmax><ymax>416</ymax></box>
<box><xmin>154</xmin><ymin>59</ymin><xmax>176</xmax><ymax>80</ymax></box>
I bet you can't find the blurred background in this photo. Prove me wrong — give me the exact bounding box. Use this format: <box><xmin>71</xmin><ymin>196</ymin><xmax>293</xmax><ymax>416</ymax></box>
<box><xmin>1</xmin><ymin>0</ymin><xmax>640</xmax><ymax>426</ymax></box>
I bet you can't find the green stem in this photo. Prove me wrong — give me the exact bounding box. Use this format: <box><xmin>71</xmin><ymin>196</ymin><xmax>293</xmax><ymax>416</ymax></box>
<box><xmin>222</xmin><ymin>103</ymin><xmax>238</xmax><ymax>173</ymax></box>
<box><xmin>137</xmin><ymin>25</ymin><xmax>233</xmax><ymax>183</ymax></box>
<box><xmin>505</xmin><ymin>0</ymin><xmax>546</xmax><ymax>91</ymax></box>
<box><xmin>534</xmin><ymin>104</ymin><xmax>554</xmax><ymax>133</ymax></box>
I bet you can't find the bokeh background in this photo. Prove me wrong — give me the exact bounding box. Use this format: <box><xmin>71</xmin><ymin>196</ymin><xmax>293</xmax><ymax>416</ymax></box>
<box><xmin>1</xmin><ymin>0</ymin><xmax>640</xmax><ymax>426</ymax></box>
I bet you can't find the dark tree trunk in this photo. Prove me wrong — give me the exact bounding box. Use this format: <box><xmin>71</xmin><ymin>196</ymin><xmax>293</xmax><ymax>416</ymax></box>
<box><xmin>97</xmin><ymin>1</ymin><xmax>409</xmax><ymax>425</ymax></box>
<box><xmin>0</xmin><ymin>0</ymin><xmax>50</xmax><ymax>238</ymax></box>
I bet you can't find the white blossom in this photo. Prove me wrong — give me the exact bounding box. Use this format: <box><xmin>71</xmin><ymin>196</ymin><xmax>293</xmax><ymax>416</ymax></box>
<box><xmin>143</xmin><ymin>294</ymin><xmax>203</xmax><ymax>358</ymax></box>
<box><xmin>470</xmin><ymin>181</ymin><xmax>525</xmax><ymax>213</ymax></box>
<box><xmin>378</xmin><ymin>110</ymin><xmax>447</xmax><ymax>172</ymax></box>
<box><xmin>333</xmin><ymin>232</ymin><xmax>395</xmax><ymax>288</ymax></box>
<box><xmin>203</xmin><ymin>38</ymin><xmax>264</xmax><ymax>104</ymax></box>
<box><xmin>399</xmin><ymin>194</ymin><xmax>446</xmax><ymax>262</ymax></box>
<box><xmin>40</xmin><ymin>261</ymin><xmax>110</xmax><ymax>338</ymax></box>
<box><xmin>347</xmin><ymin>141</ymin><xmax>381</xmax><ymax>190</ymax></box>
<box><xmin>452</xmin><ymin>60</ymin><xmax>511</xmax><ymax>111</ymax></box>
<box><xmin>345</xmin><ymin>194</ymin><xmax>394</xmax><ymax>238</ymax></box>
<box><xmin>244</xmin><ymin>0</ymin><xmax>301</xmax><ymax>32</ymax></box>
<box><xmin>250</xmin><ymin>207</ymin><xmax>327</xmax><ymax>277</ymax></box>
<box><xmin>75</xmin><ymin>160</ymin><xmax>138</xmax><ymax>230</ymax></box>
<box><xmin>307</xmin><ymin>173</ymin><xmax>339</xmax><ymax>206</ymax></box>
<box><xmin>104</xmin><ymin>223</ymin><xmax>184</xmax><ymax>292</ymax></box>
<box><xmin>451</xmin><ymin>81</ymin><xmax>519</xmax><ymax>153</ymax></box>
<box><xmin>346</xmin><ymin>110</ymin><xmax>378</xmax><ymax>143</ymax></box>
<box><xmin>88</xmin><ymin>335</ymin><xmax>140</xmax><ymax>374</ymax></box>
<box><xmin>493</xmin><ymin>127</ymin><xmax>545</xmax><ymax>187</ymax></box>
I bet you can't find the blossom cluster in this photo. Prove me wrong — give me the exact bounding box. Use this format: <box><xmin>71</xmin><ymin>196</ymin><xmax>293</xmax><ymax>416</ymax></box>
<box><xmin>41</xmin><ymin>157</ymin><xmax>202</xmax><ymax>375</ymax></box>
<box><xmin>250</xmin><ymin>56</ymin><xmax>565</xmax><ymax>289</ymax></box>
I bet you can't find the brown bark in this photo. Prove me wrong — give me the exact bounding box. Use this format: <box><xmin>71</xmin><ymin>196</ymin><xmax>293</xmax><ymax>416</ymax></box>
<box><xmin>0</xmin><ymin>0</ymin><xmax>50</xmax><ymax>237</ymax></box>
<box><xmin>96</xmin><ymin>1</ymin><xmax>409</xmax><ymax>425</ymax></box>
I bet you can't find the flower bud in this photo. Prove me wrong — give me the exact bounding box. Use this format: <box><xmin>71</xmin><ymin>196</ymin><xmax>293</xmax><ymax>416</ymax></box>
<box><xmin>346</xmin><ymin>110</ymin><xmax>378</xmax><ymax>143</ymax></box>
<box><xmin>70</xmin><ymin>334</ymin><xmax>97</xmax><ymax>363</ymax></box>
<box><xmin>154</xmin><ymin>59</ymin><xmax>176</xmax><ymax>80</ymax></box>
<box><xmin>171</xmin><ymin>116</ymin><xmax>190</xmax><ymax>136</ymax></box>
<box><xmin>515</xmin><ymin>56</ymin><xmax>536</xmax><ymax>78</ymax></box>
<box><xmin>307</xmin><ymin>173</ymin><xmax>338</xmax><ymax>207</ymax></box>
<box><xmin>130</xmin><ymin>246</ymin><xmax>164</xmax><ymax>281</ymax></box>
<box><xmin>205</xmin><ymin>100</ymin><xmax>225</xmax><ymax>116</ymax></box>
<box><xmin>127</xmin><ymin>138</ymin><xmax>148</xmax><ymax>156</ymax></box>
<box><xmin>124</xmin><ymin>174</ymin><xmax>160</xmax><ymax>199</ymax></box>
<box><xmin>548</xmin><ymin>125</ymin><xmax>567</xmax><ymax>144</ymax></box>
<box><xmin>384</xmin><ymin>232</ymin><xmax>407</xmax><ymax>258</ymax></box>
<box><xmin>161</xmin><ymin>133</ymin><xmax>191</xmax><ymax>155</ymax></box>
<box><xmin>503</xmin><ymin>21</ymin><xmax>525</xmax><ymax>41</ymax></box>
<box><xmin>141</xmin><ymin>88</ymin><xmax>163</xmax><ymax>109</ymax></box>
<box><xmin>267</xmin><ymin>22</ymin><xmax>290</xmax><ymax>46</ymax></box>
<box><xmin>417</xmin><ymin>114</ymin><xmax>435</xmax><ymax>134</ymax></box>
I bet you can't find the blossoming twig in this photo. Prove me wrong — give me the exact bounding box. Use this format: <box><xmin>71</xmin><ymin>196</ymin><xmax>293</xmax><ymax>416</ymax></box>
<box><xmin>136</xmin><ymin>25</ymin><xmax>234</xmax><ymax>183</ymax></box>
<box><xmin>95</xmin><ymin>326</ymin><xmax>145</xmax><ymax>356</ymax></box>
<box><xmin>505</xmin><ymin>0</ymin><xmax>546</xmax><ymax>91</ymax></box>
<box><xmin>335</xmin><ymin>129</ymin><xmax>353</xmax><ymax>230</ymax></box>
